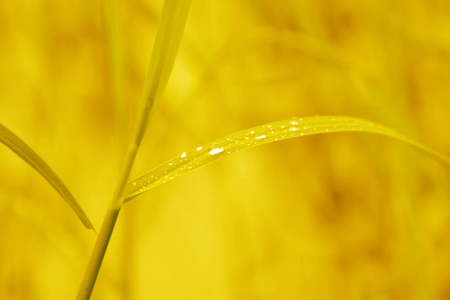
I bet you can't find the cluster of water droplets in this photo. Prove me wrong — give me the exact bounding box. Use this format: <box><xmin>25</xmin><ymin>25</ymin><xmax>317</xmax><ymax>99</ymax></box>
<box><xmin>125</xmin><ymin>140</ymin><xmax>229</xmax><ymax>199</ymax></box>
<box><xmin>124</xmin><ymin>116</ymin><xmax>384</xmax><ymax>200</ymax></box>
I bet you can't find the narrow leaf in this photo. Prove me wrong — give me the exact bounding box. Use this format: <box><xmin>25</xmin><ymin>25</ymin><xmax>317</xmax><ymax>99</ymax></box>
<box><xmin>123</xmin><ymin>116</ymin><xmax>450</xmax><ymax>201</ymax></box>
<box><xmin>0</xmin><ymin>123</ymin><xmax>94</xmax><ymax>231</ymax></box>
<box><xmin>143</xmin><ymin>0</ymin><xmax>191</xmax><ymax>103</ymax></box>
<box><xmin>133</xmin><ymin>0</ymin><xmax>192</xmax><ymax>147</ymax></box>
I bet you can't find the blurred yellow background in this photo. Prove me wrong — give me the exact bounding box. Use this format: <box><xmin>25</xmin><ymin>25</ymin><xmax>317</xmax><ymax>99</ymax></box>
<box><xmin>1</xmin><ymin>0</ymin><xmax>450</xmax><ymax>299</ymax></box>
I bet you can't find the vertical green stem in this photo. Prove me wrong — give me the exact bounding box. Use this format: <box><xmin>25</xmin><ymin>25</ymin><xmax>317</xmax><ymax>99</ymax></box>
<box><xmin>75</xmin><ymin>205</ymin><xmax>121</xmax><ymax>300</ymax></box>
<box><xmin>76</xmin><ymin>142</ymin><xmax>140</xmax><ymax>300</ymax></box>
<box><xmin>75</xmin><ymin>70</ymin><xmax>161</xmax><ymax>300</ymax></box>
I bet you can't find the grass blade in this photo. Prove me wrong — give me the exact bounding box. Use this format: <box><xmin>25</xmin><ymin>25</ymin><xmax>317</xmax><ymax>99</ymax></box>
<box><xmin>133</xmin><ymin>0</ymin><xmax>192</xmax><ymax>147</ymax></box>
<box><xmin>123</xmin><ymin>116</ymin><xmax>450</xmax><ymax>201</ymax></box>
<box><xmin>143</xmin><ymin>0</ymin><xmax>191</xmax><ymax>102</ymax></box>
<box><xmin>0</xmin><ymin>123</ymin><xmax>94</xmax><ymax>231</ymax></box>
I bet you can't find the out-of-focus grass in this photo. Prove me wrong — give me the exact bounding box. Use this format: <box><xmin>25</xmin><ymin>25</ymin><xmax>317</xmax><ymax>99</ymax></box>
<box><xmin>1</xmin><ymin>0</ymin><xmax>450</xmax><ymax>299</ymax></box>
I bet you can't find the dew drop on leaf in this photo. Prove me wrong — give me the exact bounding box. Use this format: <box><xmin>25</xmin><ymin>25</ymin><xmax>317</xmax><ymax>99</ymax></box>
<box><xmin>209</xmin><ymin>142</ymin><xmax>224</xmax><ymax>155</ymax></box>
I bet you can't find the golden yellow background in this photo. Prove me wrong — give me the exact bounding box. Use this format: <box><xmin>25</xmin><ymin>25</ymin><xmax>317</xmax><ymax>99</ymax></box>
<box><xmin>1</xmin><ymin>0</ymin><xmax>450</xmax><ymax>299</ymax></box>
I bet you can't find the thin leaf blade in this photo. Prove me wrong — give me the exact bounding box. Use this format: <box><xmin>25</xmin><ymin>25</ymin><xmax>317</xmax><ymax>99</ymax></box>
<box><xmin>0</xmin><ymin>123</ymin><xmax>94</xmax><ymax>230</ymax></box>
<box><xmin>133</xmin><ymin>0</ymin><xmax>192</xmax><ymax>147</ymax></box>
<box><xmin>123</xmin><ymin>116</ymin><xmax>450</xmax><ymax>201</ymax></box>
<box><xmin>143</xmin><ymin>0</ymin><xmax>192</xmax><ymax>102</ymax></box>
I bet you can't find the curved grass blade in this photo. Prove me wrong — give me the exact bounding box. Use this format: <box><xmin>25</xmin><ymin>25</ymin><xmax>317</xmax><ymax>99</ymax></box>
<box><xmin>143</xmin><ymin>0</ymin><xmax>192</xmax><ymax>104</ymax></box>
<box><xmin>123</xmin><ymin>116</ymin><xmax>450</xmax><ymax>202</ymax></box>
<box><xmin>133</xmin><ymin>0</ymin><xmax>192</xmax><ymax>147</ymax></box>
<box><xmin>0</xmin><ymin>123</ymin><xmax>94</xmax><ymax>231</ymax></box>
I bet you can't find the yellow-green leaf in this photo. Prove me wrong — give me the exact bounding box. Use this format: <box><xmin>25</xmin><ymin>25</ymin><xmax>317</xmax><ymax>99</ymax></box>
<box><xmin>0</xmin><ymin>123</ymin><xmax>95</xmax><ymax>231</ymax></box>
<box><xmin>143</xmin><ymin>0</ymin><xmax>191</xmax><ymax>103</ymax></box>
<box><xmin>133</xmin><ymin>0</ymin><xmax>192</xmax><ymax>147</ymax></box>
<box><xmin>123</xmin><ymin>116</ymin><xmax>450</xmax><ymax>201</ymax></box>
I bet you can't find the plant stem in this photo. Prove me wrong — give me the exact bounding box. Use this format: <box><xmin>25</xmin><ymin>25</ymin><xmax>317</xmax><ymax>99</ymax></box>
<box><xmin>75</xmin><ymin>204</ymin><xmax>120</xmax><ymax>300</ymax></box>
<box><xmin>76</xmin><ymin>71</ymin><xmax>158</xmax><ymax>298</ymax></box>
<box><xmin>75</xmin><ymin>51</ymin><xmax>166</xmax><ymax>299</ymax></box>
<box><xmin>76</xmin><ymin>141</ymin><xmax>142</xmax><ymax>300</ymax></box>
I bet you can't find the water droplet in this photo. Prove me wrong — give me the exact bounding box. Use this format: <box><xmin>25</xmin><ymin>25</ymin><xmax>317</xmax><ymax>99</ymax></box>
<box><xmin>181</xmin><ymin>152</ymin><xmax>187</xmax><ymax>158</ymax></box>
<box><xmin>169</xmin><ymin>162</ymin><xmax>173</xmax><ymax>166</ymax></box>
<box><xmin>197</xmin><ymin>146</ymin><xmax>203</xmax><ymax>151</ymax></box>
<box><xmin>256</xmin><ymin>135</ymin><xmax>266</xmax><ymax>139</ymax></box>
<box><xmin>210</xmin><ymin>148</ymin><xmax>224</xmax><ymax>155</ymax></box>
<box><xmin>209</xmin><ymin>143</ymin><xmax>224</xmax><ymax>155</ymax></box>
<box><xmin>131</xmin><ymin>181</ymin><xmax>137</xmax><ymax>186</ymax></box>
<box><xmin>289</xmin><ymin>127</ymin><xmax>299</xmax><ymax>132</ymax></box>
